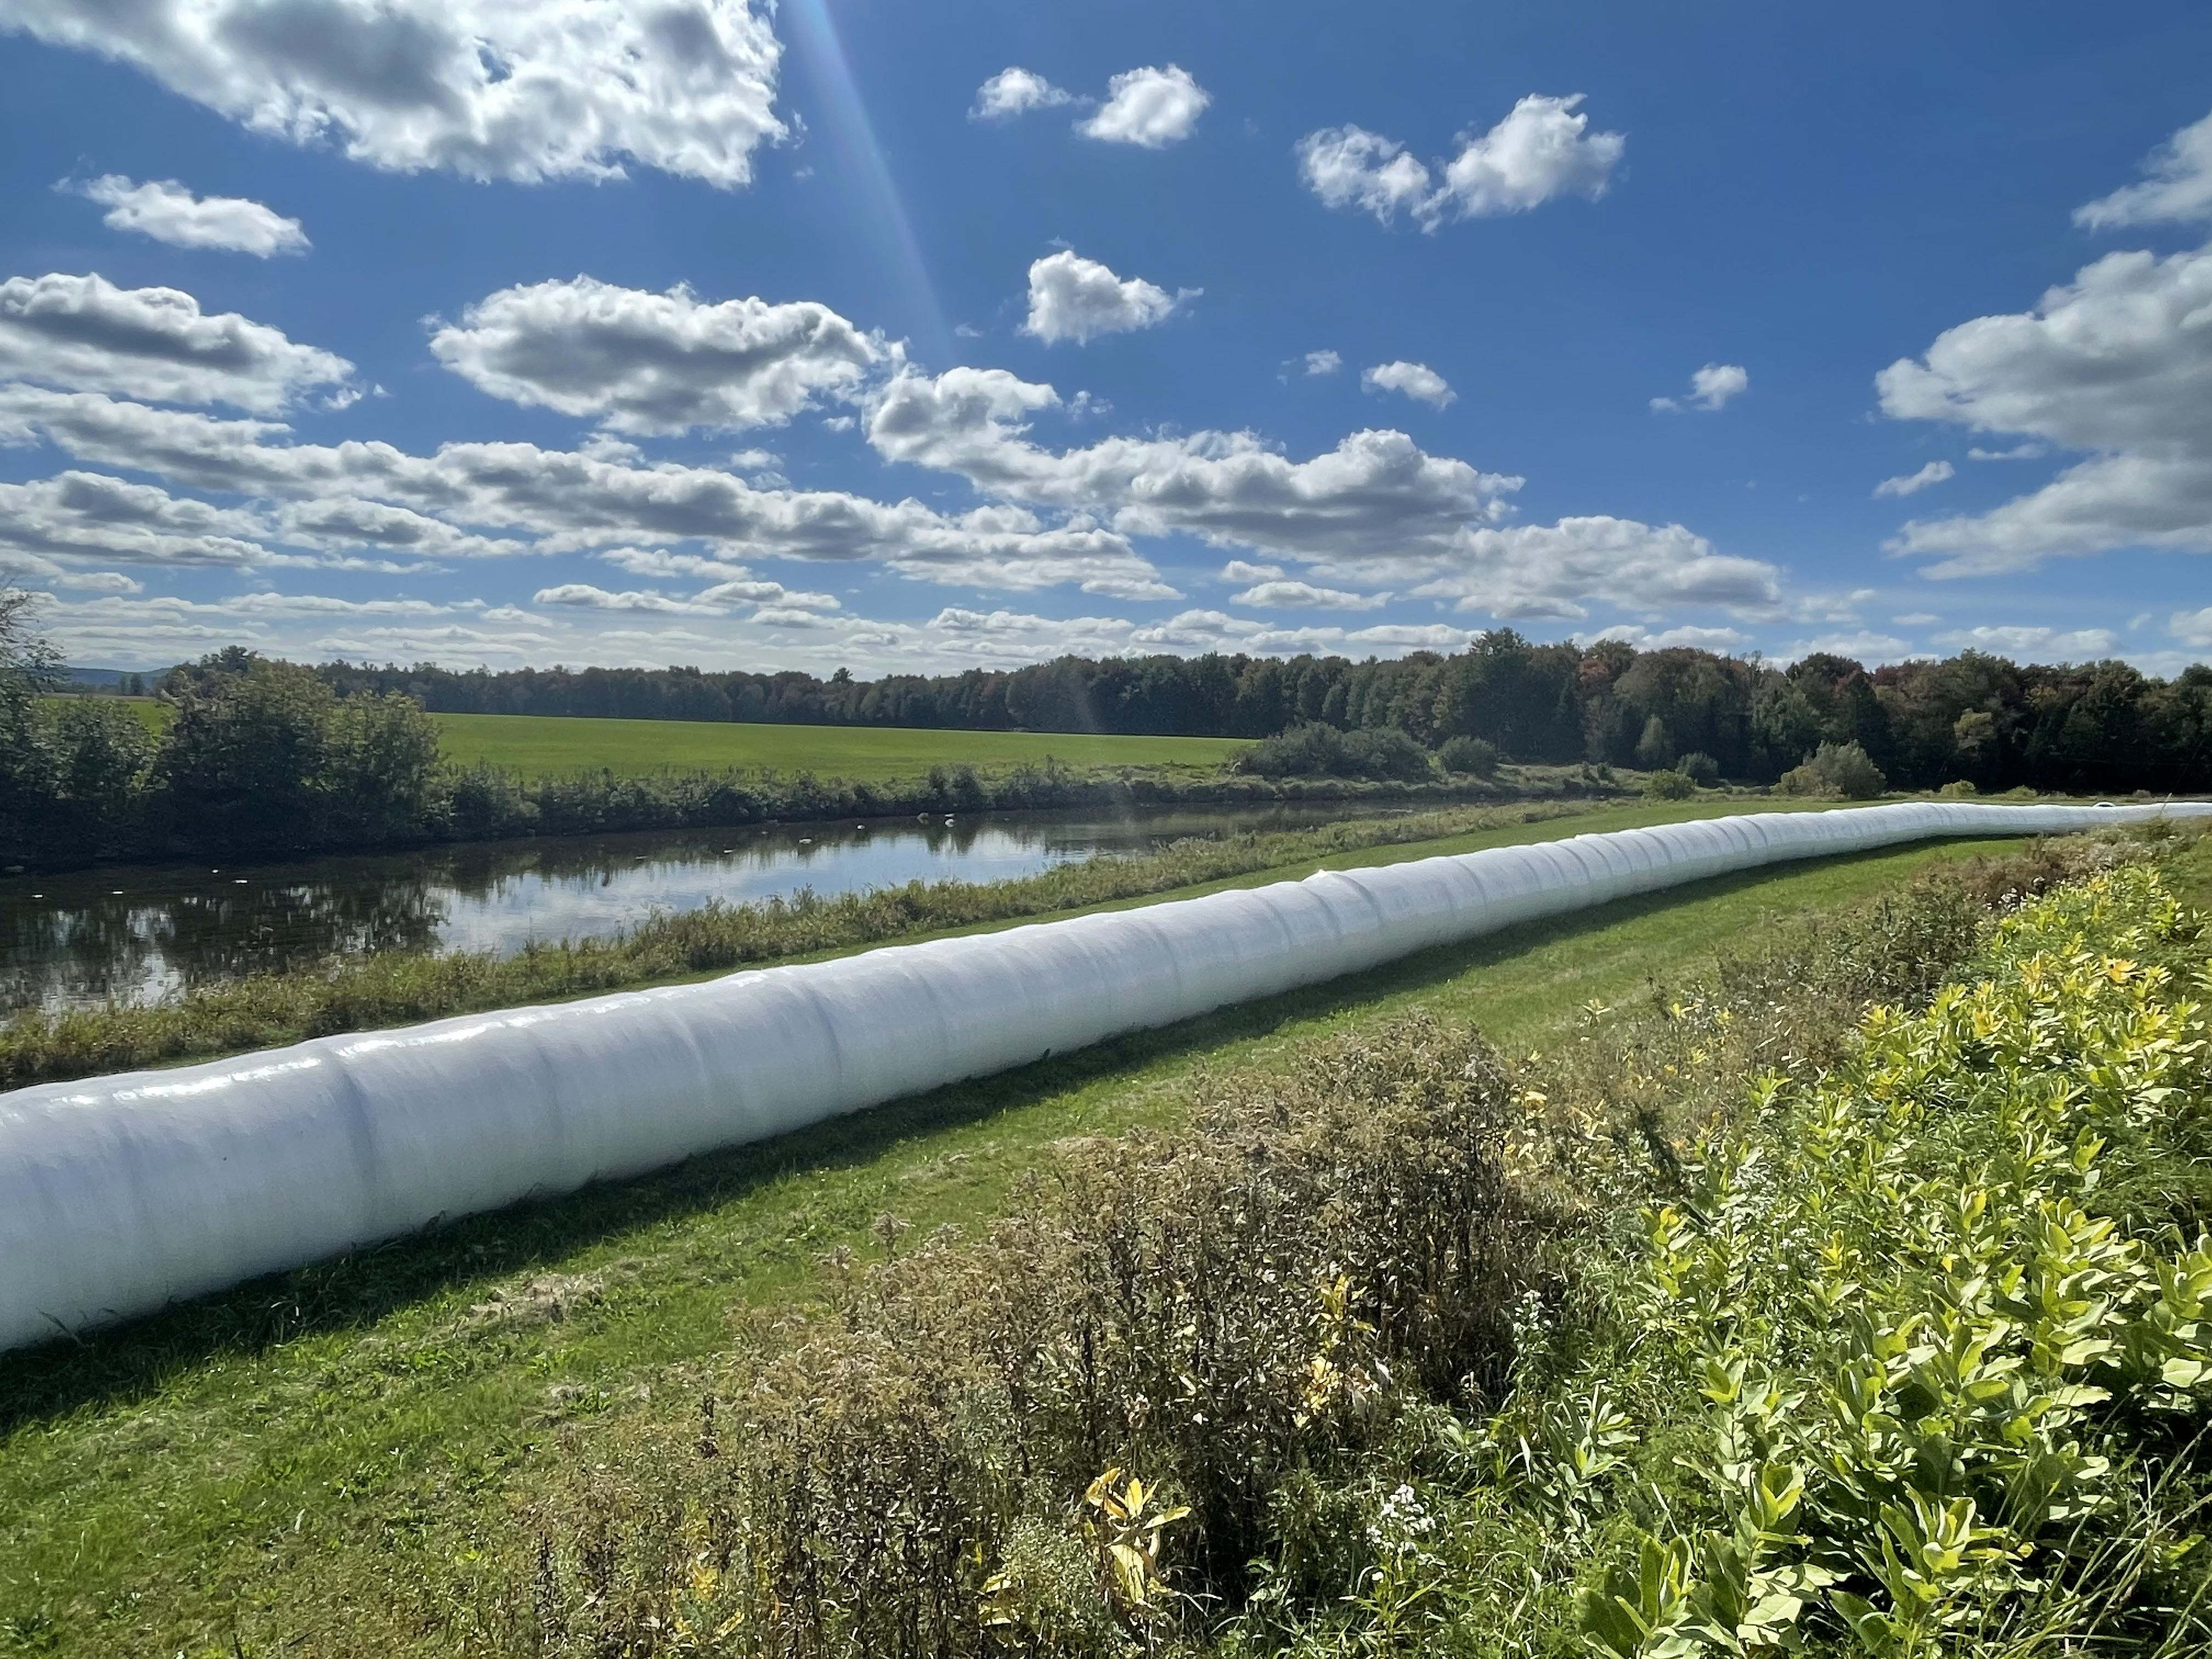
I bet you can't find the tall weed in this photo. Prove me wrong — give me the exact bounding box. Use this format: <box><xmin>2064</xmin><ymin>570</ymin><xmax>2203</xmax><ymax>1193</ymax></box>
<box><xmin>504</xmin><ymin>1019</ymin><xmax>1527</xmax><ymax>1657</ymax></box>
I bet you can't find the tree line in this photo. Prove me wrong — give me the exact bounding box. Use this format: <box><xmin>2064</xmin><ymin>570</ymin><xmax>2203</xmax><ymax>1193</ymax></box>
<box><xmin>8</xmin><ymin>579</ymin><xmax>2210</xmax><ymax>867</ymax></box>
<box><xmin>0</xmin><ymin>621</ymin><xmax>1507</xmax><ymax>867</ymax></box>
<box><xmin>323</xmin><ymin>632</ymin><xmax>2212</xmax><ymax>795</ymax></box>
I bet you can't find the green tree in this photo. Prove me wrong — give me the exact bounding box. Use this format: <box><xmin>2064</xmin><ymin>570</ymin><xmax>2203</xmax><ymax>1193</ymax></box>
<box><xmin>155</xmin><ymin>654</ymin><xmax>335</xmax><ymax>853</ymax></box>
<box><xmin>1430</xmin><ymin>631</ymin><xmax>1583</xmax><ymax>761</ymax></box>
<box><xmin>48</xmin><ymin>698</ymin><xmax>154</xmax><ymax>856</ymax></box>
<box><xmin>1633</xmin><ymin>714</ymin><xmax>1675</xmax><ymax>770</ymax></box>
<box><xmin>156</xmin><ymin>656</ymin><xmax>445</xmax><ymax>853</ymax></box>
<box><xmin>1749</xmin><ymin>675</ymin><xmax>1823</xmax><ymax>780</ymax></box>
<box><xmin>0</xmin><ymin>585</ymin><xmax>62</xmax><ymax>857</ymax></box>
<box><xmin>323</xmin><ymin>691</ymin><xmax>442</xmax><ymax>844</ymax></box>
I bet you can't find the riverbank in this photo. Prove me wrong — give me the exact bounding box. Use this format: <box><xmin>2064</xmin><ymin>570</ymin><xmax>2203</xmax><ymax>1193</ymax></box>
<box><xmin>5</xmin><ymin>815</ymin><xmax>2147</xmax><ymax>1656</ymax></box>
<box><xmin>6</xmin><ymin>743</ymin><xmax>1614</xmax><ymax>873</ymax></box>
<box><xmin>1</xmin><ymin>798</ymin><xmax>1606</xmax><ymax>1090</ymax></box>
<box><xmin>1</xmin><ymin>802</ymin><xmax>1395</xmax><ymax>1013</ymax></box>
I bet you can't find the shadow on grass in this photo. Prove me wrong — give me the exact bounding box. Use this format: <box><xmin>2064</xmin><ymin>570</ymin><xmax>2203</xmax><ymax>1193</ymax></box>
<box><xmin>0</xmin><ymin>843</ymin><xmax>1993</xmax><ymax>1431</ymax></box>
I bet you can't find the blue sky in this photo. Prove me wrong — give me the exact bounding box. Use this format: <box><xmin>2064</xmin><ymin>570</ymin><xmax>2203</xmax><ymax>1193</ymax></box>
<box><xmin>2</xmin><ymin>0</ymin><xmax>2209</xmax><ymax>676</ymax></box>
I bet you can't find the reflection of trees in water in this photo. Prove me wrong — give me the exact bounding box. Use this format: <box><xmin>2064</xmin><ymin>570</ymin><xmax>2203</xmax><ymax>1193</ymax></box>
<box><xmin>1</xmin><ymin>876</ymin><xmax>448</xmax><ymax>1011</ymax></box>
<box><xmin>0</xmin><ymin>900</ymin><xmax>170</xmax><ymax>1008</ymax></box>
<box><xmin>1</xmin><ymin>803</ymin><xmax>1376</xmax><ymax>1013</ymax></box>
<box><xmin>150</xmin><ymin>878</ymin><xmax>446</xmax><ymax>986</ymax></box>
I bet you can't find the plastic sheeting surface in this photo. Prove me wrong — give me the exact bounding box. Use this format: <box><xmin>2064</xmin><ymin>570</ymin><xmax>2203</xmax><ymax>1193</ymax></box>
<box><xmin>4</xmin><ymin>800</ymin><xmax>2207</xmax><ymax>1351</ymax></box>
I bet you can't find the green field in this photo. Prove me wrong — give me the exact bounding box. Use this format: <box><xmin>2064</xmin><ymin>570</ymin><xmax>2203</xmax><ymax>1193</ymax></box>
<box><xmin>42</xmin><ymin>693</ymin><xmax>168</xmax><ymax>732</ymax></box>
<box><xmin>43</xmin><ymin>702</ymin><xmax>1251</xmax><ymax>779</ymax></box>
<box><xmin>431</xmin><ymin>710</ymin><xmax>1250</xmax><ymax>780</ymax></box>
<box><xmin>0</xmin><ymin>805</ymin><xmax>2096</xmax><ymax>1657</ymax></box>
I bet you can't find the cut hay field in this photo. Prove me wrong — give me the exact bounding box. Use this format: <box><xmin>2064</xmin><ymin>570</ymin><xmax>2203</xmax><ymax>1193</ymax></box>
<box><xmin>430</xmin><ymin>710</ymin><xmax>1250</xmax><ymax>780</ymax></box>
<box><xmin>0</xmin><ymin>801</ymin><xmax>2137</xmax><ymax>1658</ymax></box>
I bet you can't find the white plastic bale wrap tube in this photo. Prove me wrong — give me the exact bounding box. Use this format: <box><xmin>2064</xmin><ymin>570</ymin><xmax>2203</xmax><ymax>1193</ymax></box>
<box><xmin>3</xmin><ymin>801</ymin><xmax>2208</xmax><ymax>1352</ymax></box>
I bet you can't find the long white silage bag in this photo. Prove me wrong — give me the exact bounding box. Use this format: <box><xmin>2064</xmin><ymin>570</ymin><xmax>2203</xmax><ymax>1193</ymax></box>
<box><xmin>2</xmin><ymin>800</ymin><xmax>2205</xmax><ymax>1351</ymax></box>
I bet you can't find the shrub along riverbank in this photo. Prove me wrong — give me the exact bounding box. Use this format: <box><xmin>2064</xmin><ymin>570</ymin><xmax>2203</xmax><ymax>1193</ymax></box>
<box><xmin>490</xmin><ymin>825</ymin><xmax>2212</xmax><ymax>1657</ymax></box>
<box><xmin>0</xmin><ymin>799</ymin><xmax>1613</xmax><ymax>1091</ymax></box>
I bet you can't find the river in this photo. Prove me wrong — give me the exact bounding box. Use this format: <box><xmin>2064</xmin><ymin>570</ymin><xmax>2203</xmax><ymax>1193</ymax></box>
<box><xmin>0</xmin><ymin>803</ymin><xmax>1388</xmax><ymax>1013</ymax></box>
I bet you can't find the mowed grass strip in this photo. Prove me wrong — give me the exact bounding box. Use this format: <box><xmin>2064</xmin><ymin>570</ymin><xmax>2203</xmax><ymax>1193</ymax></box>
<box><xmin>431</xmin><ymin>710</ymin><xmax>1251</xmax><ymax>781</ymax></box>
<box><xmin>0</xmin><ymin>809</ymin><xmax>2063</xmax><ymax>1658</ymax></box>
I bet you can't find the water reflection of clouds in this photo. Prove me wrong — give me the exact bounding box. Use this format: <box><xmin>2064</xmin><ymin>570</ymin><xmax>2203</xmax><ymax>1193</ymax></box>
<box><xmin>0</xmin><ymin>806</ymin><xmax>1374</xmax><ymax>1013</ymax></box>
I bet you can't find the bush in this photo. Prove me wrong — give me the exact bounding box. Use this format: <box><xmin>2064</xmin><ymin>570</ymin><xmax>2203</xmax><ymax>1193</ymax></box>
<box><xmin>1677</xmin><ymin>751</ymin><xmax>1719</xmax><ymax>787</ymax></box>
<box><xmin>1936</xmin><ymin>778</ymin><xmax>1978</xmax><ymax>798</ymax></box>
<box><xmin>1340</xmin><ymin>726</ymin><xmax>1437</xmax><ymax>782</ymax></box>
<box><xmin>1643</xmin><ymin>768</ymin><xmax>1696</xmax><ymax>799</ymax></box>
<box><xmin>1776</xmin><ymin>738</ymin><xmax>1886</xmax><ymax>799</ymax></box>
<box><xmin>1235</xmin><ymin>723</ymin><xmax>1347</xmax><ymax>778</ymax></box>
<box><xmin>518</xmin><ymin>1018</ymin><xmax>1528</xmax><ymax>1656</ymax></box>
<box><xmin>1571</xmin><ymin>865</ymin><xmax>2212</xmax><ymax>1659</ymax></box>
<box><xmin>1437</xmin><ymin>735</ymin><xmax>1501</xmax><ymax>777</ymax></box>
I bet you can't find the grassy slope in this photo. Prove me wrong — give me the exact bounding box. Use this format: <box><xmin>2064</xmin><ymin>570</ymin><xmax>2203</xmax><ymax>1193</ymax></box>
<box><xmin>0</xmin><ymin>809</ymin><xmax>2049</xmax><ymax>1656</ymax></box>
<box><xmin>431</xmin><ymin>710</ymin><xmax>1250</xmax><ymax>780</ymax></box>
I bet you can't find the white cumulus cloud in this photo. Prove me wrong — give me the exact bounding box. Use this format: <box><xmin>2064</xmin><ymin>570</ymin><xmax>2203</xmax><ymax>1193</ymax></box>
<box><xmin>1078</xmin><ymin>65</ymin><xmax>1209</xmax><ymax>148</ymax></box>
<box><xmin>970</xmin><ymin>67</ymin><xmax>1071</xmax><ymax>121</ymax></box>
<box><xmin>0</xmin><ymin>0</ymin><xmax>786</xmax><ymax>187</ymax></box>
<box><xmin>1297</xmin><ymin>94</ymin><xmax>1622</xmax><ymax>230</ymax></box>
<box><xmin>1432</xmin><ymin>94</ymin><xmax>1624</xmax><ymax>221</ymax></box>
<box><xmin>534</xmin><ymin>583</ymin><xmax>726</xmax><ymax>615</ymax></box>
<box><xmin>1651</xmin><ymin>363</ymin><xmax>1748</xmax><ymax>413</ymax></box>
<box><xmin>0</xmin><ymin>470</ymin><xmax>274</xmax><ymax>571</ymax></box>
<box><xmin>1302</xmin><ymin>349</ymin><xmax>1341</xmax><ymax>376</ymax></box>
<box><xmin>865</xmin><ymin>365</ymin><xmax>1516</xmax><ymax>563</ymax></box>
<box><xmin>1231</xmin><ymin>579</ymin><xmax>1388</xmax><ymax>610</ymax></box>
<box><xmin>1021</xmin><ymin>251</ymin><xmax>1190</xmax><ymax>346</ymax></box>
<box><xmin>2075</xmin><ymin>109</ymin><xmax>2212</xmax><ymax>229</ymax></box>
<box><xmin>0</xmin><ymin>272</ymin><xmax>352</xmax><ymax>410</ymax></box>
<box><xmin>863</xmin><ymin>364</ymin><xmax>1779</xmax><ymax>622</ymax></box>
<box><xmin>1874</xmin><ymin>460</ymin><xmax>1955</xmax><ymax>498</ymax></box>
<box><xmin>427</xmin><ymin>276</ymin><xmax>884</xmax><ymax>435</ymax></box>
<box><xmin>1361</xmin><ymin>360</ymin><xmax>1455</xmax><ymax>409</ymax></box>
<box><xmin>66</xmin><ymin>174</ymin><xmax>307</xmax><ymax>255</ymax></box>
<box><xmin>0</xmin><ymin>376</ymin><xmax>1181</xmax><ymax>598</ymax></box>
<box><xmin>1877</xmin><ymin>230</ymin><xmax>2212</xmax><ymax>574</ymax></box>
<box><xmin>1296</xmin><ymin>127</ymin><xmax>1436</xmax><ymax>224</ymax></box>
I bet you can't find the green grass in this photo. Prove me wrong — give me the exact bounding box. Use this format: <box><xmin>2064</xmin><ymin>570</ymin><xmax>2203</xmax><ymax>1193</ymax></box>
<box><xmin>0</xmin><ymin>810</ymin><xmax>2049</xmax><ymax>1658</ymax></box>
<box><xmin>431</xmin><ymin>710</ymin><xmax>1250</xmax><ymax>781</ymax></box>
<box><xmin>40</xmin><ymin>693</ymin><xmax>168</xmax><ymax>733</ymax></box>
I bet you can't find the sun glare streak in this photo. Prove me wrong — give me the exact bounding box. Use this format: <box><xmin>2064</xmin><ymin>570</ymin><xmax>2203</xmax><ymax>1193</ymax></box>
<box><xmin>782</xmin><ymin>0</ymin><xmax>955</xmax><ymax>368</ymax></box>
